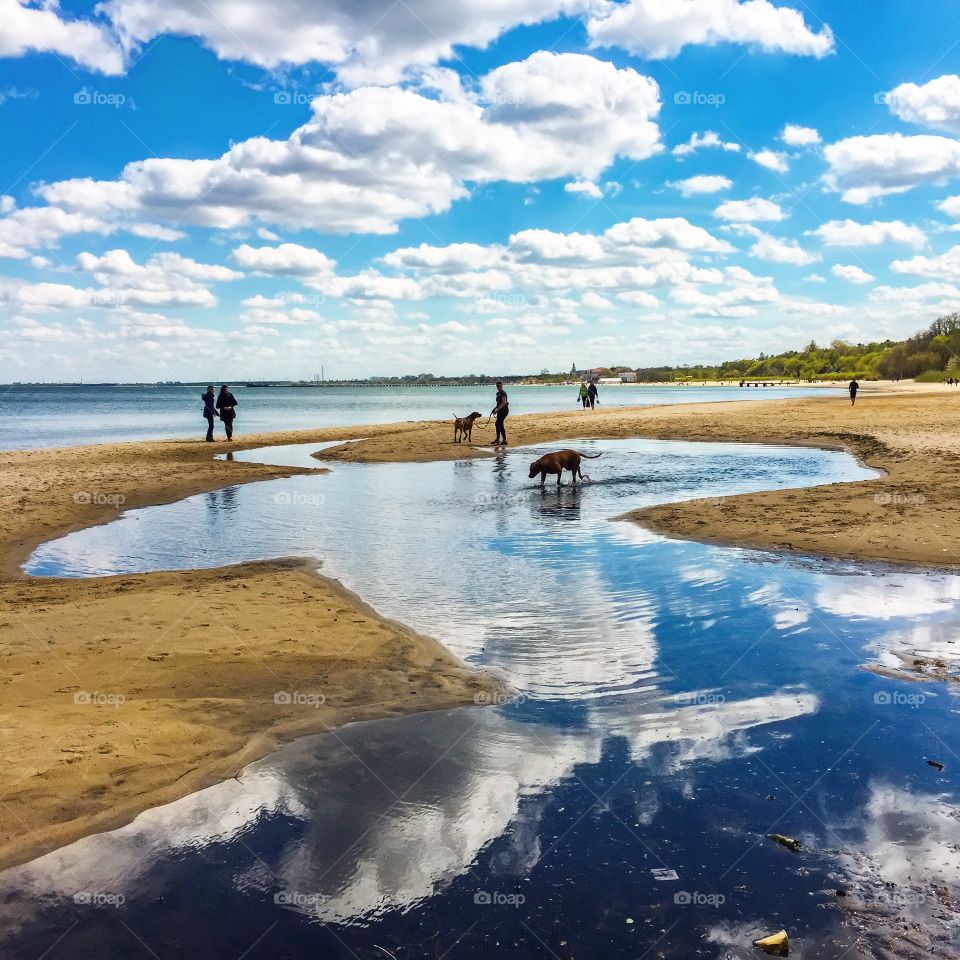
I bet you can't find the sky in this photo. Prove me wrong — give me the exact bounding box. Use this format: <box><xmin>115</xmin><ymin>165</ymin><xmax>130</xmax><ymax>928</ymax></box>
<box><xmin>2</xmin><ymin>0</ymin><xmax>960</xmax><ymax>381</ymax></box>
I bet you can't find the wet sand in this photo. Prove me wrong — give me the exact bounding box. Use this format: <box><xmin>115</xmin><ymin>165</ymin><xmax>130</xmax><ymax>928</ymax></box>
<box><xmin>2</xmin><ymin>382</ymin><xmax>956</xmax><ymax>869</ymax></box>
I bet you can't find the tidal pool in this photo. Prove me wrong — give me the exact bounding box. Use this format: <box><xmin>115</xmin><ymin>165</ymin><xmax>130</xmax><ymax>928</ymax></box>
<box><xmin>6</xmin><ymin>439</ymin><xmax>959</xmax><ymax>959</ymax></box>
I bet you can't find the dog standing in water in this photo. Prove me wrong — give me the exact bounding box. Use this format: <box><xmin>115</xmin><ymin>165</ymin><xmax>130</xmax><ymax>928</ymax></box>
<box><xmin>453</xmin><ymin>411</ymin><xmax>483</xmax><ymax>444</ymax></box>
<box><xmin>528</xmin><ymin>449</ymin><xmax>602</xmax><ymax>487</ymax></box>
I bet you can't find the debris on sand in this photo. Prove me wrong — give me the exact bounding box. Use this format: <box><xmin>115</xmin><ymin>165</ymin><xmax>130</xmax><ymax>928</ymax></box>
<box><xmin>768</xmin><ymin>834</ymin><xmax>803</xmax><ymax>852</ymax></box>
<box><xmin>927</xmin><ymin>759</ymin><xmax>945</xmax><ymax>771</ymax></box>
<box><xmin>753</xmin><ymin>929</ymin><xmax>789</xmax><ymax>955</ymax></box>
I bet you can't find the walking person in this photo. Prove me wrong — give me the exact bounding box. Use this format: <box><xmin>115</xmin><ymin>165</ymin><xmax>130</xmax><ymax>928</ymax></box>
<box><xmin>848</xmin><ymin>378</ymin><xmax>859</xmax><ymax>406</ymax></box>
<box><xmin>216</xmin><ymin>384</ymin><xmax>239</xmax><ymax>441</ymax></box>
<box><xmin>587</xmin><ymin>381</ymin><xmax>598</xmax><ymax>410</ymax></box>
<box><xmin>578</xmin><ymin>381</ymin><xmax>590</xmax><ymax>408</ymax></box>
<box><xmin>202</xmin><ymin>385</ymin><xmax>219</xmax><ymax>442</ymax></box>
<box><xmin>491</xmin><ymin>381</ymin><xmax>509</xmax><ymax>446</ymax></box>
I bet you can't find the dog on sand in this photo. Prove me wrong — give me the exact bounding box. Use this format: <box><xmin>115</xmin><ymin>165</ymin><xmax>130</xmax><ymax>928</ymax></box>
<box><xmin>528</xmin><ymin>449</ymin><xmax>602</xmax><ymax>487</ymax></box>
<box><xmin>453</xmin><ymin>411</ymin><xmax>483</xmax><ymax>444</ymax></box>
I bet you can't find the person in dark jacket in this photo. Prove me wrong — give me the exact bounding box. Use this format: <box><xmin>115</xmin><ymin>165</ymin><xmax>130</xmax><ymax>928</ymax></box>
<box><xmin>848</xmin><ymin>378</ymin><xmax>859</xmax><ymax>406</ymax></box>
<box><xmin>216</xmin><ymin>384</ymin><xmax>238</xmax><ymax>440</ymax></box>
<box><xmin>587</xmin><ymin>381</ymin><xmax>598</xmax><ymax>410</ymax></box>
<box><xmin>202</xmin><ymin>385</ymin><xmax>218</xmax><ymax>442</ymax></box>
<box><xmin>491</xmin><ymin>381</ymin><xmax>509</xmax><ymax>446</ymax></box>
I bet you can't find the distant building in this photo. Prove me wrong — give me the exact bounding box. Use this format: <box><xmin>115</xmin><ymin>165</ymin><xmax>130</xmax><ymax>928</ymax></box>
<box><xmin>620</xmin><ymin>371</ymin><xmax>637</xmax><ymax>383</ymax></box>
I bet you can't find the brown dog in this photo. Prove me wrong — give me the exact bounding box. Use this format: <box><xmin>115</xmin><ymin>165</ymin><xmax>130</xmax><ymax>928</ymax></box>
<box><xmin>528</xmin><ymin>449</ymin><xmax>602</xmax><ymax>487</ymax></box>
<box><xmin>453</xmin><ymin>411</ymin><xmax>483</xmax><ymax>444</ymax></box>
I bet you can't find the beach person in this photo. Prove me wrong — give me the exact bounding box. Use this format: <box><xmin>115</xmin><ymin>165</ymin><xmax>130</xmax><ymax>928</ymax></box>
<box><xmin>578</xmin><ymin>381</ymin><xmax>590</xmax><ymax>408</ymax></box>
<box><xmin>202</xmin><ymin>385</ymin><xmax>218</xmax><ymax>442</ymax></box>
<box><xmin>216</xmin><ymin>384</ymin><xmax>238</xmax><ymax>441</ymax></box>
<box><xmin>848</xmin><ymin>378</ymin><xmax>859</xmax><ymax>406</ymax></box>
<box><xmin>491</xmin><ymin>381</ymin><xmax>509</xmax><ymax>446</ymax></box>
<box><xmin>587</xmin><ymin>381</ymin><xmax>598</xmax><ymax>410</ymax></box>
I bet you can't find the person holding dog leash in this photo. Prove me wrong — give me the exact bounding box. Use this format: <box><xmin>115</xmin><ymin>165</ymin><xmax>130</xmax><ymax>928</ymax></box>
<box><xmin>491</xmin><ymin>381</ymin><xmax>509</xmax><ymax>446</ymax></box>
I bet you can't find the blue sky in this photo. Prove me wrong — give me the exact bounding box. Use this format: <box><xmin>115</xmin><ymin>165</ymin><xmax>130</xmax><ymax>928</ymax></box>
<box><xmin>2</xmin><ymin>0</ymin><xmax>960</xmax><ymax>381</ymax></box>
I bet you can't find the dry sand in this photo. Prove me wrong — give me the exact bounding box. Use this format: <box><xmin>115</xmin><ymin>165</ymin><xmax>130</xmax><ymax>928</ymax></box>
<box><xmin>2</xmin><ymin>382</ymin><xmax>958</xmax><ymax>869</ymax></box>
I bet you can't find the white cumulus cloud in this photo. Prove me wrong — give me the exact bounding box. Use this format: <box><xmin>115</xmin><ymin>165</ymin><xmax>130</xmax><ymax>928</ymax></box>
<box><xmin>0</xmin><ymin>0</ymin><xmax>124</xmax><ymax>74</ymax></box>
<box><xmin>886</xmin><ymin>74</ymin><xmax>960</xmax><ymax>135</ymax></box>
<box><xmin>714</xmin><ymin>197</ymin><xmax>785</xmax><ymax>221</ymax></box>
<box><xmin>672</xmin><ymin>130</ymin><xmax>741</xmax><ymax>157</ymax></box>
<box><xmin>824</xmin><ymin>133</ymin><xmax>960</xmax><ymax>204</ymax></box>
<box><xmin>669</xmin><ymin>174</ymin><xmax>733</xmax><ymax>196</ymax></box>
<box><xmin>37</xmin><ymin>52</ymin><xmax>662</xmax><ymax>236</ymax></box>
<box><xmin>891</xmin><ymin>244</ymin><xmax>960</xmax><ymax>281</ymax></box>
<box><xmin>831</xmin><ymin>263</ymin><xmax>874</xmax><ymax>284</ymax></box>
<box><xmin>781</xmin><ymin>123</ymin><xmax>820</xmax><ymax>146</ymax></box>
<box><xmin>749</xmin><ymin>148</ymin><xmax>789</xmax><ymax>173</ymax></box>
<box><xmin>586</xmin><ymin>0</ymin><xmax>834</xmax><ymax>60</ymax></box>
<box><xmin>809</xmin><ymin>219</ymin><xmax>926</xmax><ymax>247</ymax></box>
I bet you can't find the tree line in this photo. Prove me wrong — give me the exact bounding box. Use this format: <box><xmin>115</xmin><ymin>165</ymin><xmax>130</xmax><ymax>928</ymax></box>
<box><xmin>625</xmin><ymin>313</ymin><xmax>960</xmax><ymax>383</ymax></box>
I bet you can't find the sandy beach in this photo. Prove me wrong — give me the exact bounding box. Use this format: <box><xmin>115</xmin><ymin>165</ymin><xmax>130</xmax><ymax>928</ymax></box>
<box><xmin>2</xmin><ymin>382</ymin><xmax>957</xmax><ymax>870</ymax></box>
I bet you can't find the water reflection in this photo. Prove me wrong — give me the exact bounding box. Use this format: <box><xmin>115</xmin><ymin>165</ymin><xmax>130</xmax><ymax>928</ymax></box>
<box><xmin>6</xmin><ymin>439</ymin><xmax>960</xmax><ymax>958</ymax></box>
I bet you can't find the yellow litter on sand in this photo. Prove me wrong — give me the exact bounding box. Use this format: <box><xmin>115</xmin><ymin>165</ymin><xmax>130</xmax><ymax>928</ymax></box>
<box><xmin>753</xmin><ymin>929</ymin><xmax>789</xmax><ymax>956</ymax></box>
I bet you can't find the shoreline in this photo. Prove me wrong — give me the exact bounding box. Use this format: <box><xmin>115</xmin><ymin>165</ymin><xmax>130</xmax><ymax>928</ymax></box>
<box><xmin>3</xmin><ymin>387</ymin><xmax>958</xmax><ymax>871</ymax></box>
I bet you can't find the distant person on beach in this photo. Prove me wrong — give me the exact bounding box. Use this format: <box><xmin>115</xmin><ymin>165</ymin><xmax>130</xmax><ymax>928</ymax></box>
<box><xmin>848</xmin><ymin>378</ymin><xmax>859</xmax><ymax>406</ymax></box>
<box><xmin>587</xmin><ymin>381</ymin><xmax>598</xmax><ymax>410</ymax></box>
<box><xmin>578</xmin><ymin>381</ymin><xmax>589</xmax><ymax>408</ymax></box>
<box><xmin>216</xmin><ymin>384</ymin><xmax>238</xmax><ymax>441</ymax></box>
<box><xmin>202</xmin><ymin>385</ymin><xmax>218</xmax><ymax>442</ymax></box>
<box><xmin>491</xmin><ymin>381</ymin><xmax>509</xmax><ymax>446</ymax></box>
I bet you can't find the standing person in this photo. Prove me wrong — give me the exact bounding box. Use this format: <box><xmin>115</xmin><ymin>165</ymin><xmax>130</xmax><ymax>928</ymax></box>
<box><xmin>216</xmin><ymin>384</ymin><xmax>238</xmax><ymax>441</ymax></box>
<box><xmin>848</xmin><ymin>378</ymin><xmax>860</xmax><ymax>406</ymax></box>
<box><xmin>587</xmin><ymin>381</ymin><xmax>598</xmax><ymax>410</ymax></box>
<box><xmin>202</xmin><ymin>385</ymin><xmax>218</xmax><ymax>442</ymax></box>
<box><xmin>491</xmin><ymin>381</ymin><xmax>509</xmax><ymax>446</ymax></box>
<box><xmin>578</xmin><ymin>381</ymin><xmax>589</xmax><ymax>408</ymax></box>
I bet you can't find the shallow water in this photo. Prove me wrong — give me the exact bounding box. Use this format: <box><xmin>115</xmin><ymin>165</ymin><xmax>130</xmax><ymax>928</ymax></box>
<box><xmin>0</xmin><ymin>382</ymin><xmax>830</xmax><ymax>449</ymax></box>
<box><xmin>7</xmin><ymin>439</ymin><xmax>960</xmax><ymax>958</ymax></box>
